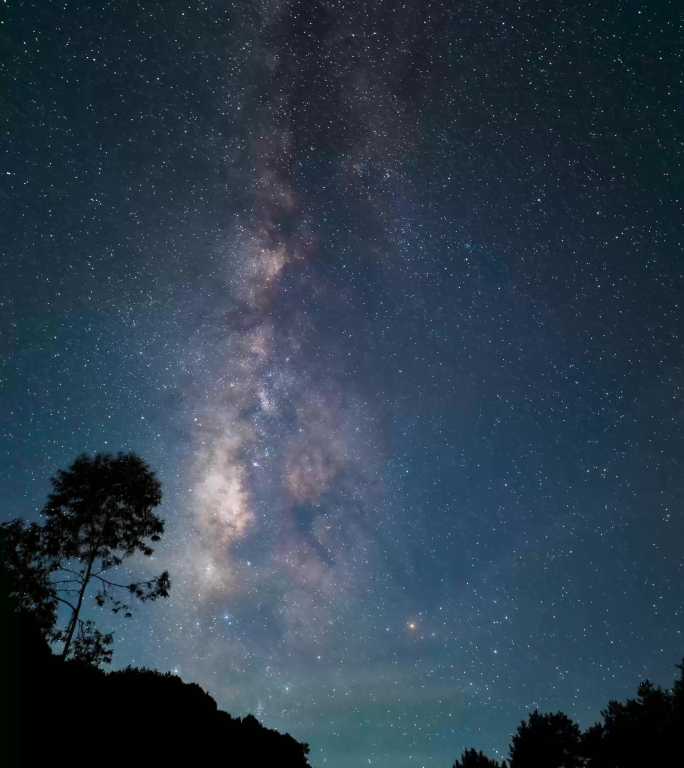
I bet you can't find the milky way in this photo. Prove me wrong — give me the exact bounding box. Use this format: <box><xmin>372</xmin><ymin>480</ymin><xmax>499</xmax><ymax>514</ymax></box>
<box><xmin>2</xmin><ymin>2</ymin><xmax>682</xmax><ymax>767</ymax></box>
<box><xmin>177</xmin><ymin>3</ymin><xmax>395</xmax><ymax>645</ymax></box>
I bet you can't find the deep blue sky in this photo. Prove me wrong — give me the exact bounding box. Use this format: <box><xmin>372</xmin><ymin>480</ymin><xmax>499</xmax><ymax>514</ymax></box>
<box><xmin>1</xmin><ymin>1</ymin><xmax>682</xmax><ymax>766</ymax></box>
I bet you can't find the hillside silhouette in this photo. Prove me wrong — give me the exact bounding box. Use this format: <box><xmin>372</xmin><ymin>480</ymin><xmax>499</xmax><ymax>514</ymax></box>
<box><xmin>1</xmin><ymin>563</ymin><xmax>311</xmax><ymax>768</ymax></box>
<box><xmin>2</xmin><ymin>455</ymin><xmax>682</xmax><ymax>767</ymax></box>
<box><xmin>4</xmin><ymin>548</ymin><xmax>684</xmax><ymax>767</ymax></box>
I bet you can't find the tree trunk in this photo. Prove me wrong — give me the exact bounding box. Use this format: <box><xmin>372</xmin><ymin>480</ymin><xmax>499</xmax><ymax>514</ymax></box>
<box><xmin>60</xmin><ymin>555</ymin><xmax>95</xmax><ymax>659</ymax></box>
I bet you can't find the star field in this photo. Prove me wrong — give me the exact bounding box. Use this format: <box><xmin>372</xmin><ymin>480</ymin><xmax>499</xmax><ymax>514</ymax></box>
<box><xmin>1</xmin><ymin>2</ymin><xmax>682</xmax><ymax>767</ymax></box>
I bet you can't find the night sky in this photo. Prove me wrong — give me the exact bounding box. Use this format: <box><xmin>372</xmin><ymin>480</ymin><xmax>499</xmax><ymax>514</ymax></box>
<box><xmin>1</xmin><ymin>1</ymin><xmax>682</xmax><ymax>766</ymax></box>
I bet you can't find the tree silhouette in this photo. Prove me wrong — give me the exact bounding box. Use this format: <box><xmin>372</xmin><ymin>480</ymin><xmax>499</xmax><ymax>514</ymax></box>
<box><xmin>582</xmin><ymin>665</ymin><xmax>684</xmax><ymax>767</ymax></box>
<box><xmin>453</xmin><ymin>747</ymin><xmax>503</xmax><ymax>768</ymax></box>
<box><xmin>509</xmin><ymin>710</ymin><xmax>582</xmax><ymax>768</ymax></box>
<box><xmin>0</xmin><ymin>518</ymin><xmax>58</xmax><ymax>636</ymax></box>
<box><xmin>1</xmin><ymin>452</ymin><xmax>170</xmax><ymax>665</ymax></box>
<box><xmin>450</xmin><ymin>663</ymin><xmax>684</xmax><ymax>768</ymax></box>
